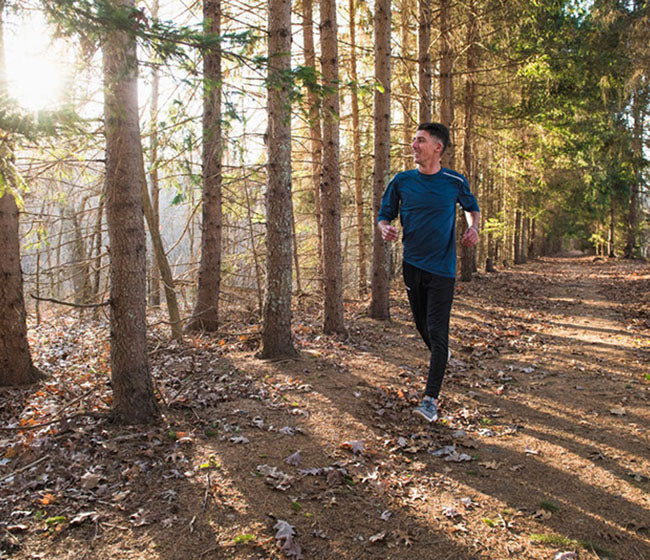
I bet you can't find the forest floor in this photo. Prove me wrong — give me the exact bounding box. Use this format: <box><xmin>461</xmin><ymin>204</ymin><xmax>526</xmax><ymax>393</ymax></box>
<box><xmin>1</xmin><ymin>255</ymin><xmax>649</xmax><ymax>560</ymax></box>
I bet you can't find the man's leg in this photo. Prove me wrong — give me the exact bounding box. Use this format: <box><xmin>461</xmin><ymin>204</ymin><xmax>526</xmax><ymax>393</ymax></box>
<box><xmin>423</xmin><ymin>274</ymin><xmax>455</xmax><ymax>399</ymax></box>
<box><xmin>402</xmin><ymin>261</ymin><xmax>431</xmax><ymax>349</ymax></box>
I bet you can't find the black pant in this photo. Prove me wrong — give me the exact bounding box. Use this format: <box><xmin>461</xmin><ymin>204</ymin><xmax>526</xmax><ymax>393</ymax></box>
<box><xmin>402</xmin><ymin>261</ymin><xmax>455</xmax><ymax>399</ymax></box>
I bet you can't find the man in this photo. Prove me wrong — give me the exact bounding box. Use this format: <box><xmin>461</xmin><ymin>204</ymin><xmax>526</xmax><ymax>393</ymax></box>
<box><xmin>377</xmin><ymin>122</ymin><xmax>480</xmax><ymax>422</ymax></box>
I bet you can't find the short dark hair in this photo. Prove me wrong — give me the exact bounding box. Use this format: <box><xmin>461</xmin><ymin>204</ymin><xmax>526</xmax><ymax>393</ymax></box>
<box><xmin>417</xmin><ymin>122</ymin><xmax>450</xmax><ymax>153</ymax></box>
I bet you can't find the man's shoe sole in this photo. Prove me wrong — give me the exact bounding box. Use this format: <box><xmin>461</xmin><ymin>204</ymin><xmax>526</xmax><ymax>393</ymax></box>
<box><xmin>413</xmin><ymin>408</ymin><xmax>437</xmax><ymax>423</ymax></box>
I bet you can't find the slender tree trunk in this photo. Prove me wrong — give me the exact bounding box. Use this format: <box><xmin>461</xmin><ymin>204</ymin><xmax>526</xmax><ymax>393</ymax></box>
<box><xmin>370</xmin><ymin>0</ymin><xmax>392</xmax><ymax>319</ymax></box>
<box><xmin>148</xmin><ymin>0</ymin><xmax>161</xmax><ymax>307</ymax></box>
<box><xmin>103</xmin><ymin>0</ymin><xmax>159</xmax><ymax>424</ymax></box>
<box><xmin>401</xmin><ymin>0</ymin><xmax>414</xmax><ymax>169</ymax></box>
<box><xmin>349</xmin><ymin>0</ymin><xmax>366</xmax><ymax>296</ymax></box>
<box><xmin>521</xmin><ymin>216</ymin><xmax>528</xmax><ymax>263</ymax></box>
<box><xmin>418</xmin><ymin>0</ymin><xmax>432</xmax><ymax>122</ymax></box>
<box><xmin>459</xmin><ymin>0</ymin><xmax>477</xmax><ymax>282</ymax></box>
<box><xmin>302</xmin><ymin>0</ymin><xmax>324</xmax><ymax>294</ymax></box>
<box><xmin>438</xmin><ymin>0</ymin><xmax>455</xmax><ymax>168</ymax></box>
<box><xmin>514</xmin><ymin>208</ymin><xmax>522</xmax><ymax>264</ymax></box>
<box><xmin>142</xmin><ymin>179</ymin><xmax>182</xmax><ymax>339</ymax></box>
<box><xmin>91</xmin><ymin>189</ymin><xmax>105</xmax><ymax>319</ymax></box>
<box><xmin>68</xmin><ymin>201</ymin><xmax>92</xmax><ymax>305</ymax></box>
<box><xmin>0</xmin><ymin>0</ymin><xmax>41</xmax><ymax>386</ymax></box>
<box><xmin>260</xmin><ymin>0</ymin><xmax>298</xmax><ymax>357</ymax></box>
<box><xmin>320</xmin><ymin>0</ymin><xmax>345</xmax><ymax>333</ymax></box>
<box><xmin>187</xmin><ymin>0</ymin><xmax>223</xmax><ymax>331</ymax></box>
<box><xmin>243</xmin><ymin>178</ymin><xmax>263</xmax><ymax>315</ymax></box>
<box><xmin>528</xmin><ymin>217</ymin><xmax>536</xmax><ymax>258</ymax></box>
<box><xmin>625</xmin><ymin>87</ymin><xmax>644</xmax><ymax>258</ymax></box>
<box><xmin>608</xmin><ymin>195</ymin><xmax>615</xmax><ymax>258</ymax></box>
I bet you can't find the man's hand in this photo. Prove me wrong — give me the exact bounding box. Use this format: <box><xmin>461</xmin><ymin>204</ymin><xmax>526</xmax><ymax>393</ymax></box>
<box><xmin>461</xmin><ymin>225</ymin><xmax>479</xmax><ymax>247</ymax></box>
<box><xmin>378</xmin><ymin>221</ymin><xmax>398</xmax><ymax>242</ymax></box>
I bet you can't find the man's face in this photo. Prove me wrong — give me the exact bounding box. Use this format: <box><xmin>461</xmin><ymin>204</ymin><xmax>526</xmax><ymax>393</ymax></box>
<box><xmin>412</xmin><ymin>130</ymin><xmax>443</xmax><ymax>166</ymax></box>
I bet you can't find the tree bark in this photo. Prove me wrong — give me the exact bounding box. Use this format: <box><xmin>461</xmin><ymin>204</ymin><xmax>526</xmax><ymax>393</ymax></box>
<box><xmin>418</xmin><ymin>0</ymin><xmax>432</xmax><ymax>122</ymax></box>
<box><xmin>401</xmin><ymin>0</ymin><xmax>415</xmax><ymax>169</ymax></box>
<box><xmin>0</xmin><ymin>0</ymin><xmax>41</xmax><ymax>386</ymax></box>
<box><xmin>103</xmin><ymin>0</ymin><xmax>159</xmax><ymax>424</ymax></box>
<box><xmin>514</xmin><ymin>208</ymin><xmax>522</xmax><ymax>264</ymax></box>
<box><xmin>148</xmin><ymin>0</ymin><xmax>161</xmax><ymax>308</ymax></box>
<box><xmin>438</xmin><ymin>0</ymin><xmax>455</xmax><ymax>168</ymax></box>
<box><xmin>302</xmin><ymin>0</ymin><xmax>324</xmax><ymax>294</ymax></box>
<box><xmin>0</xmin><ymin>192</ymin><xmax>43</xmax><ymax>386</ymax></box>
<box><xmin>187</xmin><ymin>0</ymin><xmax>223</xmax><ymax>332</ymax></box>
<box><xmin>370</xmin><ymin>0</ymin><xmax>392</xmax><ymax>320</ymax></box>
<box><xmin>141</xmin><ymin>178</ymin><xmax>183</xmax><ymax>339</ymax></box>
<box><xmin>349</xmin><ymin>0</ymin><xmax>366</xmax><ymax>296</ymax></box>
<box><xmin>608</xmin><ymin>196</ymin><xmax>615</xmax><ymax>258</ymax></box>
<box><xmin>260</xmin><ymin>0</ymin><xmax>298</xmax><ymax>357</ymax></box>
<box><xmin>320</xmin><ymin>0</ymin><xmax>345</xmax><ymax>333</ymax></box>
<box><xmin>459</xmin><ymin>0</ymin><xmax>477</xmax><ymax>282</ymax></box>
<box><xmin>624</xmin><ymin>87</ymin><xmax>644</xmax><ymax>258</ymax></box>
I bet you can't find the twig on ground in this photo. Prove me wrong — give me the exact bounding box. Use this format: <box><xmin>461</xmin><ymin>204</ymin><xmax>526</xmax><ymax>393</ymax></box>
<box><xmin>0</xmin><ymin>455</ymin><xmax>50</xmax><ymax>483</ymax></box>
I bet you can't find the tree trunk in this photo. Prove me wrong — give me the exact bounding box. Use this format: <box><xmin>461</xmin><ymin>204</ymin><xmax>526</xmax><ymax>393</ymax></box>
<box><xmin>148</xmin><ymin>0</ymin><xmax>161</xmax><ymax>307</ymax></box>
<box><xmin>514</xmin><ymin>209</ymin><xmax>522</xmax><ymax>264</ymax></box>
<box><xmin>187</xmin><ymin>0</ymin><xmax>223</xmax><ymax>332</ymax></box>
<box><xmin>103</xmin><ymin>0</ymin><xmax>159</xmax><ymax>424</ymax></box>
<box><xmin>91</xmin><ymin>189</ymin><xmax>105</xmax><ymax>319</ymax></box>
<box><xmin>302</xmin><ymin>0</ymin><xmax>324</xmax><ymax>294</ymax></box>
<box><xmin>68</xmin><ymin>201</ymin><xmax>92</xmax><ymax>305</ymax></box>
<box><xmin>608</xmin><ymin>195</ymin><xmax>615</xmax><ymax>258</ymax></box>
<box><xmin>370</xmin><ymin>0</ymin><xmax>392</xmax><ymax>320</ymax></box>
<box><xmin>438</xmin><ymin>0</ymin><xmax>455</xmax><ymax>168</ymax></box>
<box><xmin>142</xmin><ymin>178</ymin><xmax>183</xmax><ymax>339</ymax></box>
<box><xmin>349</xmin><ymin>0</ymin><xmax>366</xmax><ymax>296</ymax></box>
<box><xmin>418</xmin><ymin>0</ymin><xmax>432</xmax><ymax>122</ymax></box>
<box><xmin>320</xmin><ymin>0</ymin><xmax>345</xmax><ymax>333</ymax></box>
<box><xmin>459</xmin><ymin>0</ymin><xmax>477</xmax><ymax>283</ymax></box>
<box><xmin>0</xmin><ymin>192</ymin><xmax>43</xmax><ymax>386</ymax></box>
<box><xmin>528</xmin><ymin>217</ymin><xmax>536</xmax><ymax>258</ymax></box>
<box><xmin>625</xmin><ymin>87</ymin><xmax>644</xmax><ymax>258</ymax></box>
<box><xmin>260</xmin><ymin>0</ymin><xmax>298</xmax><ymax>357</ymax></box>
<box><xmin>401</xmin><ymin>0</ymin><xmax>414</xmax><ymax>169</ymax></box>
<box><xmin>0</xmin><ymin>0</ymin><xmax>41</xmax><ymax>386</ymax></box>
<box><xmin>520</xmin><ymin>216</ymin><xmax>528</xmax><ymax>263</ymax></box>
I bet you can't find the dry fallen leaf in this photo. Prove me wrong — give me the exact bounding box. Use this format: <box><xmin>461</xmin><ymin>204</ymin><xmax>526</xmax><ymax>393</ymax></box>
<box><xmin>284</xmin><ymin>451</ymin><xmax>302</xmax><ymax>466</ymax></box>
<box><xmin>341</xmin><ymin>440</ymin><xmax>365</xmax><ymax>455</ymax></box>
<box><xmin>442</xmin><ymin>506</ymin><xmax>461</xmax><ymax>518</ymax></box>
<box><xmin>274</xmin><ymin>519</ymin><xmax>302</xmax><ymax>559</ymax></box>
<box><xmin>609</xmin><ymin>406</ymin><xmax>626</xmax><ymax>416</ymax></box>
<box><xmin>80</xmin><ymin>472</ymin><xmax>102</xmax><ymax>489</ymax></box>
<box><xmin>368</xmin><ymin>530</ymin><xmax>386</xmax><ymax>543</ymax></box>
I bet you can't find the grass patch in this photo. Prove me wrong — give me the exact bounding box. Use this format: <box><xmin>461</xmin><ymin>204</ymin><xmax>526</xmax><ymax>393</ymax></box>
<box><xmin>530</xmin><ymin>534</ymin><xmax>613</xmax><ymax>558</ymax></box>
<box><xmin>233</xmin><ymin>534</ymin><xmax>255</xmax><ymax>544</ymax></box>
<box><xmin>482</xmin><ymin>517</ymin><xmax>497</xmax><ymax>528</ymax></box>
<box><xmin>539</xmin><ymin>500</ymin><xmax>560</xmax><ymax>512</ymax></box>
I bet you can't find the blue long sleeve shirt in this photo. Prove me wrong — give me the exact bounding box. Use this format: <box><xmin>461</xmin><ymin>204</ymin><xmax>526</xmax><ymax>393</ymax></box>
<box><xmin>377</xmin><ymin>167</ymin><xmax>480</xmax><ymax>278</ymax></box>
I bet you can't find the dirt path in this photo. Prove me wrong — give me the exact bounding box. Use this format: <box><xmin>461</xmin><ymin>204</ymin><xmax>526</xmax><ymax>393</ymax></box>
<box><xmin>1</xmin><ymin>256</ymin><xmax>648</xmax><ymax>560</ymax></box>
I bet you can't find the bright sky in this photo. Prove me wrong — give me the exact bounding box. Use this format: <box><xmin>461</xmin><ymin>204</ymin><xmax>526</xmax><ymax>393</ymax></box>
<box><xmin>4</xmin><ymin>10</ymin><xmax>71</xmax><ymax>112</ymax></box>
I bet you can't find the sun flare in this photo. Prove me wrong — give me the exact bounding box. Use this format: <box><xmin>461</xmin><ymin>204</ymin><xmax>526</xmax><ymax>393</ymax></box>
<box><xmin>5</xmin><ymin>13</ymin><xmax>70</xmax><ymax>112</ymax></box>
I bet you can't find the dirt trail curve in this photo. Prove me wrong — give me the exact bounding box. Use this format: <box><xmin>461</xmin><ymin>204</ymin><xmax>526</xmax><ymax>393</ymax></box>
<box><xmin>1</xmin><ymin>255</ymin><xmax>648</xmax><ymax>560</ymax></box>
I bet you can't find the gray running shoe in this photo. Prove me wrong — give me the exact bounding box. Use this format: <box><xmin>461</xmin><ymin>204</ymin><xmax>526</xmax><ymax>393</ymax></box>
<box><xmin>413</xmin><ymin>396</ymin><xmax>438</xmax><ymax>422</ymax></box>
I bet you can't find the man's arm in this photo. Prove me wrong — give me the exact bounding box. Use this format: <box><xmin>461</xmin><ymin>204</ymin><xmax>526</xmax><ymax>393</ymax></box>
<box><xmin>461</xmin><ymin>210</ymin><xmax>480</xmax><ymax>247</ymax></box>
